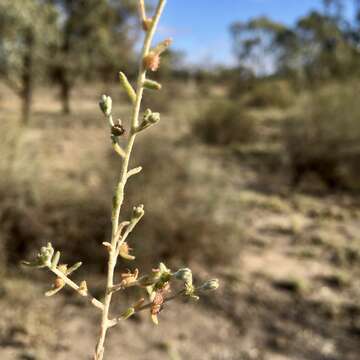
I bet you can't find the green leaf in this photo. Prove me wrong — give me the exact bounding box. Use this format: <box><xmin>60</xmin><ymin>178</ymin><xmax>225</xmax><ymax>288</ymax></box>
<box><xmin>66</xmin><ymin>262</ymin><xmax>82</xmax><ymax>275</ymax></box>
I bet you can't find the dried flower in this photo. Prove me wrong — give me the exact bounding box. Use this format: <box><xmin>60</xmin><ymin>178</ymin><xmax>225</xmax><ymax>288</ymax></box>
<box><xmin>120</xmin><ymin>269</ymin><xmax>139</xmax><ymax>288</ymax></box>
<box><xmin>150</xmin><ymin>282</ymin><xmax>171</xmax><ymax>324</ymax></box>
<box><xmin>143</xmin><ymin>52</ymin><xmax>161</xmax><ymax>72</ymax></box>
<box><xmin>119</xmin><ymin>242</ymin><xmax>135</xmax><ymax>261</ymax></box>
<box><xmin>152</xmin><ymin>38</ymin><xmax>172</xmax><ymax>55</ymax></box>
<box><xmin>111</xmin><ymin>121</ymin><xmax>126</xmax><ymax>137</ymax></box>
<box><xmin>79</xmin><ymin>280</ymin><xmax>88</xmax><ymax>296</ymax></box>
<box><xmin>45</xmin><ymin>276</ymin><xmax>65</xmax><ymax>297</ymax></box>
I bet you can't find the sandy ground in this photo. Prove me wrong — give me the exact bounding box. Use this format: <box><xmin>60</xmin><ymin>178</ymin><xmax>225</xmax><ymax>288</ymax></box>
<box><xmin>1</xmin><ymin>84</ymin><xmax>360</xmax><ymax>359</ymax></box>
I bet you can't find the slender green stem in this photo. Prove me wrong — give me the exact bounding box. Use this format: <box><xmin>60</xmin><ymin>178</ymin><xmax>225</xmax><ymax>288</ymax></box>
<box><xmin>94</xmin><ymin>1</ymin><xmax>167</xmax><ymax>359</ymax></box>
<box><xmin>49</xmin><ymin>266</ymin><xmax>104</xmax><ymax>311</ymax></box>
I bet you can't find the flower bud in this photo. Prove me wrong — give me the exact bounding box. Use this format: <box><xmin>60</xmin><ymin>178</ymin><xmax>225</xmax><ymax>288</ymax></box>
<box><xmin>143</xmin><ymin>109</ymin><xmax>160</xmax><ymax>124</ymax></box>
<box><xmin>199</xmin><ymin>279</ymin><xmax>219</xmax><ymax>292</ymax></box>
<box><xmin>99</xmin><ymin>94</ymin><xmax>112</xmax><ymax>116</ymax></box>
<box><xmin>132</xmin><ymin>204</ymin><xmax>145</xmax><ymax>220</ymax></box>
<box><xmin>185</xmin><ymin>282</ymin><xmax>199</xmax><ymax>300</ymax></box>
<box><xmin>174</xmin><ymin>268</ymin><xmax>193</xmax><ymax>284</ymax></box>
<box><xmin>22</xmin><ymin>243</ymin><xmax>54</xmax><ymax>268</ymax></box>
<box><xmin>40</xmin><ymin>243</ymin><xmax>54</xmax><ymax>266</ymax></box>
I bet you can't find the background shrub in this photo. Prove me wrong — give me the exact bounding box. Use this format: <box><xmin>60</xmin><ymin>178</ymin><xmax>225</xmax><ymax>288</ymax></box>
<box><xmin>241</xmin><ymin>79</ymin><xmax>295</xmax><ymax>109</ymax></box>
<box><xmin>193</xmin><ymin>99</ymin><xmax>257</xmax><ymax>146</ymax></box>
<box><xmin>284</xmin><ymin>83</ymin><xmax>360</xmax><ymax>190</ymax></box>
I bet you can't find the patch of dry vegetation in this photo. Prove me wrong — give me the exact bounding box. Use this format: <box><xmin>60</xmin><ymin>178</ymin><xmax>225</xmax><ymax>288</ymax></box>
<box><xmin>2</xmin><ymin>79</ymin><xmax>360</xmax><ymax>359</ymax></box>
<box><xmin>284</xmin><ymin>83</ymin><xmax>360</xmax><ymax>190</ymax></box>
<box><xmin>193</xmin><ymin>98</ymin><xmax>257</xmax><ymax>146</ymax></box>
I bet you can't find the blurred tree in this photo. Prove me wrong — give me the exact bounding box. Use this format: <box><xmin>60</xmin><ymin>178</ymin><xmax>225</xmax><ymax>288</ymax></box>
<box><xmin>231</xmin><ymin>7</ymin><xmax>360</xmax><ymax>84</ymax></box>
<box><xmin>323</xmin><ymin>0</ymin><xmax>344</xmax><ymax>22</ymax></box>
<box><xmin>355</xmin><ymin>0</ymin><xmax>360</xmax><ymax>23</ymax></box>
<box><xmin>0</xmin><ymin>0</ymin><xmax>57</xmax><ymax>124</ymax></box>
<box><xmin>47</xmin><ymin>0</ymin><xmax>138</xmax><ymax>114</ymax></box>
<box><xmin>295</xmin><ymin>11</ymin><xmax>359</xmax><ymax>82</ymax></box>
<box><xmin>230</xmin><ymin>17</ymin><xmax>297</xmax><ymax>75</ymax></box>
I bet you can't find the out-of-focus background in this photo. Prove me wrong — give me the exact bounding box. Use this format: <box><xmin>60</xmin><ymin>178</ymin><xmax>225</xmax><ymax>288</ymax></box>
<box><xmin>1</xmin><ymin>0</ymin><xmax>360</xmax><ymax>359</ymax></box>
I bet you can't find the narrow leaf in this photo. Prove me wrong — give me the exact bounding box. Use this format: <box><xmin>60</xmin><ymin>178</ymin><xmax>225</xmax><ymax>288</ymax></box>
<box><xmin>51</xmin><ymin>251</ymin><xmax>60</xmax><ymax>269</ymax></box>
<box><xmin>143</xmin><ymin>79</ymin><xmax>162</xmax><ymax>91</ymax></box>
<box><xmin>66</xmin><ymin>262</ymin><xmax>82</xmax><ymax>275</ymax></box>
<box><xmin>121</xmin><ymin>307</ymin><xmax>135</xmax><ymax>320</ymax></box>
<box><xmin>119</xmin><ymin>72</ymin><xmax>136</xmax><ymax>104</ymax></box>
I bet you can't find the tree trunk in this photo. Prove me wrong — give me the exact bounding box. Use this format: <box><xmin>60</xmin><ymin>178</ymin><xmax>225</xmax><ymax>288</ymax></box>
<box><xmin>60</xmin><ymin>70</ymin><xmax>71</xmax><ymax>114</ymax></box>
<box><xmin>21</xmin><ymin>29</ymin><xmax>35</xmax><ymax>125</ymax></box>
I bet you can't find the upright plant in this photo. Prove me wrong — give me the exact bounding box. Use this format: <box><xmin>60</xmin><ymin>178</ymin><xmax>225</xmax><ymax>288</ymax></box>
<box><xmin>22</xmin><ymin>1</ymin><xmax>219</xmax><ymax>359</ymax></box>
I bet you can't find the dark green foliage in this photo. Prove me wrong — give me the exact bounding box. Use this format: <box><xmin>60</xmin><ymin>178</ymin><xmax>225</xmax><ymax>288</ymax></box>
<box><xmin>0</xmin><ymin>0</ymin><xmax>58</xmax><ymax>123</ymax></box>
<box><xmin>48</xmin><ymin>0</ymin><xmax>137</xmax><ymax>114</ymax></box>
<box><xmin>242</xmin><ymin>80</ymin><xmax>295</xmax><ymax>109</ymax></box>
<box><xmin>230</xmin><ymin>6</ymin><xmax>360</xmax><ymax>84</ymax></box>
<box><xmin>285</xmin><ymin>84</ymin><xmax>360</xmax><ymax>190</ymax></box>
<box><xmin>193</xmin><ymin>99</ymin><xmax>257</xmax><ymax>146</ymax></box>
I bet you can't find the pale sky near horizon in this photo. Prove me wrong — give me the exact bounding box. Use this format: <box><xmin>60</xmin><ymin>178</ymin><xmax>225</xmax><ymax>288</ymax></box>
<box><xmin>152</xmin><ymin>0</ymin><xmax>356</xmax><ymax>67</ymax></box>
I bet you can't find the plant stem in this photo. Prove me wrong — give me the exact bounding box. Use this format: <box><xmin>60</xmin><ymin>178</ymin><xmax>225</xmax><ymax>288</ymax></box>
<box><xmin>49</xmin><ymin>266</ymin><xmax>104</xmax><ymax>311</ymax></box>
<box><xmin>94</xmin><ymin>1</ymin><xmax>167</xmax><ymax>359</ymax></box>
<box><xmin>108</xmin><ymin>290</ymin><xmax>186</xmax><ymax>328</ymax></box>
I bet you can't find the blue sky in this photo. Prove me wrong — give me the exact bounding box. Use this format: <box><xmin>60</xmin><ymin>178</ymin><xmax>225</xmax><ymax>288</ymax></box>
<box><xmin>152</xmin><ymin>0</ymin><xmax>356</xmax><ymax>66</ymax></box>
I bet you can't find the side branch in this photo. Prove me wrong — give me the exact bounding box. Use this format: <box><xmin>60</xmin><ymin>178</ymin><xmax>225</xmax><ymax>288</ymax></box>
<box><xmin>108</xmin><ymin>290</ymin><xmax>185</xmax><ymax>328</ymax></box>
<box><xmin>49</xmin><ymin>266</ymin><xmax>104</xmax><ymax>311</ymax></box>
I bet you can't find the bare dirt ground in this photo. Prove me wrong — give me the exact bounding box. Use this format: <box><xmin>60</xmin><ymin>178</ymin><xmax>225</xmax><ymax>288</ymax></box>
<box><xmin>1</xmin><ymin>84</ymin><xmax>360</xmax><ymax>359</ymax></box>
